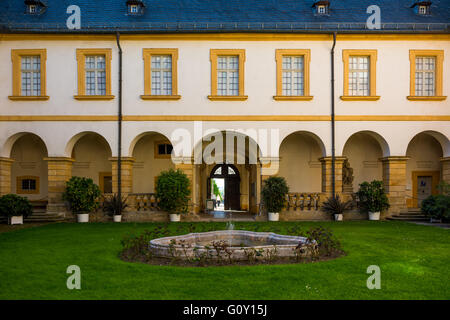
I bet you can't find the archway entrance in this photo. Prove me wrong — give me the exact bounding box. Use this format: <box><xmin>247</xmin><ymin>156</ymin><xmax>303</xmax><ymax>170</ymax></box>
<box><xmin>209</xmin><ymin>164</ymin><xmax>241</xmax><ymax>210</ymax></box>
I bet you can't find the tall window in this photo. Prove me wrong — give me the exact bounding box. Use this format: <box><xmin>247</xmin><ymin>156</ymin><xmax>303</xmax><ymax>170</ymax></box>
<box><xmin>341</xmin><ymin>49</ymin><xmax>378</xmax><ymax>101</ymax></box>
<box><xmin>142</xmin><ymin>48</ymin><xmax>180</xmax><ymax>100</ymax></box>
<box><xmin>415</xmin><ymin>57</ymin><xmax>435</xmax><ymax>96</ymax></box>
<box><xmin>85</xmin><ymin>55</ymin><xmax>106</xmax><ymax>96</ymax></box>
<box><xmin>274</xmin><ymin>49</ymin><xmax>312</xmax><ymax>101</ymax></box>
<box><xmin>151</xmin><ymin>55</ymin><xmax>172</xmax><ymax>95</ymax></box>
<box><xmin>217</xmin><ymin>56</ymin><xmax>239</xmax><ymax>96</ymax></box>
<box><xmin>75</xmin><ymin>49</ymin><xmax>113</xmax><ymax>100</ymax></box>
<box><xmin>21</xmin><ymin>56</ymin><xmax>41</xmax><ymax>96</ymax></box>
<box><xmin>282</xmin><ymin>56</ymin><xmax>304</xmax><ymax>96</ymax></box>
<box><xmin>348</xmin><ymin>56</ymin><xmax>369</xmax><ymax>96</ymax></box>
<box><xmin>209</xmin><ymin>49</ymin><xmax>246</xmax><ymax>101</ymax></box>
<box><xmin>408</xmin><ymin>50</ymin><xmax>445</xmax><ymax>101</ymax></box>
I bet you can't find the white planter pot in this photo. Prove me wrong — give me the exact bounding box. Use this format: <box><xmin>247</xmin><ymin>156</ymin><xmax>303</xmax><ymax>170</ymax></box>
<box><xmin>113</xmin><ymin>215</ymin><xmax>122</xmax><ymax>223</ymax></box>
<box><xmin>334</xmin><ymin>214</ymin><xmax>343</xmax><ymax>221</ymax></box>
<box><xmin>77</xmin><ymin>213</ymin><xmax>89</xmax><ymax>223</ymax></box>
<box><xmin>169</xmin><ymin>214</ymin><xmax>181</xmax><ymax>222</ymax></box>
<box><xmin>268</xmin><ymin>212</ymin><xmax>279</xmax><ymax>221</ymax></box>
<box><xmin>369</xmin><ymin>212</ymin><xmax>381</xmax><ymax>221</ymax></box>
<box><xmin>9</xmin><ymin>215</ymin><xmax>23</xmax><ymax>225</ymax></box>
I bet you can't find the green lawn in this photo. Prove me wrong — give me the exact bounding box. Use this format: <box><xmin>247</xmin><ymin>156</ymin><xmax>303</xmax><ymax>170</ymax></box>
<box><xmin>0</xmin><ymin>221</ymin><xmax>449</xmax><ymax>300</ymax></box>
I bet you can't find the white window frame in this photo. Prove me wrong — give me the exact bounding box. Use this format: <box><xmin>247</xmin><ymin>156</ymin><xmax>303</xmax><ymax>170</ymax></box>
<box><xmin>217</xmin><ymin>56</ymin><xmax>239</xmax><ymax>96</ymax></box>
<box><xmin>281</xmin><ymin>56</ymin><xmax>304</xmax><ymax>96</ymax></box>
<box><xmin>129</xmin><ymin>4</ymin><xmax>138</xmax><ymax>13</ymax></box>
<box><xmin>348</xmin><ymin>56</ymin><xmax>370</xmax><ymax>96</ymax></box>
<box><xmin>21</xmin><ymin>56</ymin><xmax>41</xmax><ymax>96</ymax></box>
<box><xmin>318</xmin><ymin>5</ymin><xmax>326</xmax><ymax>14</ymax></box>
<box><xmin>415</xmin><ymin>56</ymin><xmax>436</xmax><ymax>96</ymax></box>
<box><xmin>28</xmin><ymin>5</ymin><xmax>37</xmax><ymax>14</ymax></box>
<box><xmin>151</xmin><ymin>55</ymin><xmax>173</xmax><ymax>95</ymax></box>
<box><xmin>85</xmin><ymin>55</ymin><xmax>106</xmax><ymax>96</ymax></box>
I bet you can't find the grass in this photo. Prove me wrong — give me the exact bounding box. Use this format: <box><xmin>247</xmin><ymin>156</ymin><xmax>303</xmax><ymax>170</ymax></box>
<box><xmin>0</xmin><ymin>221</ymin><xmax>449</xmax><ymax>300</ymax></box>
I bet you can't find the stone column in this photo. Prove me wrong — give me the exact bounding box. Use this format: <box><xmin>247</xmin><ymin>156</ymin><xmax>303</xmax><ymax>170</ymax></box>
<box><xmin>381</xmin><ymin>156</ymin><xmax>409</xmax><ymax>215</ymax></box>
<box><xmin>0</xmin><ymin>157</ymin><xmax>14</xmax><ymax>196</ymax></box>
<box><xmin>441</xmin><ymin>157</ymin><xmax>450</xmax><ymax>185</ymax></box>
<box><xmin>319</xmin><ymin>156</ymin><xmax>347</xmax><ymax>196</ymax></box>
<box><xmin>44</xmin><ymin>157</ymin><xmax>74</xmax><ymax>214</ymax></box>
<box><xmin>109</xmin><ymin>157</ymin><xmax>135</xmax><ymax>196</ymax></box>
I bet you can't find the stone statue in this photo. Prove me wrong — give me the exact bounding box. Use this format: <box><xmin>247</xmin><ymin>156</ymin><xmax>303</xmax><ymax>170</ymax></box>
<box><xmin>342</xmin><ymin>159</ymin><xmax>354</xmax><ymax>193</ymax></box>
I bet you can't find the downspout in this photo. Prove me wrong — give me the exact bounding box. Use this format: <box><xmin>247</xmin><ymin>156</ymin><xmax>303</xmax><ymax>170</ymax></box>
<box><xmin>331</xmin><ymin>32</ymin><xmax>337</xmax><ymax>199</ymax></box>
<box><xmin>116</xmin><ymin>32</ymin><xmax>123</xmax><ymax>214</ymax></box>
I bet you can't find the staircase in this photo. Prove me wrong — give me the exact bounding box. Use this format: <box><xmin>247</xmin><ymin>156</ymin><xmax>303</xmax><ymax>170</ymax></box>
<box><xmin>24</xmin><ymin>200</ymin><xmax>66</xmax><ymax>222</ymax></box>
<box><xmin>386</xmin><ymin>208</ymin><xmax>429</xmax><ymax>222</ymax></box>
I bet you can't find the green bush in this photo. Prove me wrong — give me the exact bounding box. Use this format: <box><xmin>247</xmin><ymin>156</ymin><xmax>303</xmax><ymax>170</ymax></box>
<box><xmin>421</xmin><ymin>194</ymin><xmax>450</xmax><ymax>220</ymax></box>
<box><xmin>321</xmin><ymin>195</ymin><xmax>352</xmax><ymax>216</ymax></box>
<box><xmin>0</xmin><ymin>194</ymin><xmax>32</xmax><ymax>217</ymax></box>
<box><xmin>62</xmin><ymin>176</ymin><xmax>101</xmax><ymax>214</ymax></box>
<box><xmin>261</xmin><ymin>176</ymin><xmax>289</xmax><ymax>213</ymax></box>
<box><xmin>357</xmin><ymin>180</ymin><xmax>390</xmax><ymax>213</ymax></box>
<box><xmin>156</xmin><ymin>169</ymin><xmax>191</xmax><ymax>215</ymax></box>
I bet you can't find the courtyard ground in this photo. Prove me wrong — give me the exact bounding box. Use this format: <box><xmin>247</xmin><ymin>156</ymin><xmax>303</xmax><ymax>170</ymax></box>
<box><xmin>0</xmin><ymin>221</ymin><xmax>448</xmax><ymax>300</ymax></box>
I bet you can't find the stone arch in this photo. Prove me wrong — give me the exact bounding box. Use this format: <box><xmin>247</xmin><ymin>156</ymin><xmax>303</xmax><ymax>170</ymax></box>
<box><xmin>339</xmin><ymin>130</ymin><xmax>390</xmax><ymax>158</ymax></box>
<box><xmin>65</xmin><ymin>131</ymin><xmax>112</xmax><ymax>158</ymax></box>
<box><xmin>1</xmin><ymin>132</ymin><xmax>49</xmax><ymax>158</ymax></box>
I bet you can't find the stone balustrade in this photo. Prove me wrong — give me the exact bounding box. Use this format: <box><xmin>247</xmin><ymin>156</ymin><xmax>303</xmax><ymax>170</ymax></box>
<box><xmin>128</xmin><ymin>193</ymin><xmax>160</xmax><ymax>212</ymax></box>
<box><xmin>284</xmin><ymin>193</ymin><xmax>321</xmax><ymax>211</ymax></box>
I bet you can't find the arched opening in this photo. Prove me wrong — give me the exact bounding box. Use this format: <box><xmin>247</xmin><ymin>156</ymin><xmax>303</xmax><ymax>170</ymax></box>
<box><xmin>70</xmin><ymin>132</ymin><xmax>112</xmax><ymax>194</ymax></box>
<box><xmin>195</xmin><ymin>131</ymin><xmax>262</xmax><ymax>214</ymax></box>
<box><xmin>10</xmin><ymin>133</ymin><xmax>48</xmax><ymax>201</ymax></box>
<box><xmin>342</xmin><ymin>132</ymin><xmax>384</xmax><ymax>193</ymax></box>
<box><xmin>406</xmin><ymin>132</ymin><xmax>444</xmax><ymax>208</ymax></box>
<box><xmin>278</xmin><ymin>131</ymin><xmax>325</xmax><ymax>193</ymax></box>
<box><xmin>209</xmin><ymin>164</ymin><xmax>241</xmax><ymax>211</ymax></box>
<box><xmin>131</xmin><ymin>132</ymin><xmax>175</xmax><ymax>193</ymax></box>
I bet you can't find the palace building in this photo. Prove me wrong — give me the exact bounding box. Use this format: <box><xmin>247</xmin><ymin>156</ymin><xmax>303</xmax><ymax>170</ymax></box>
<box><xmin>0</xmin><ymin>0</ymin><xmax>449</xmax><ymax>221</ymax></box>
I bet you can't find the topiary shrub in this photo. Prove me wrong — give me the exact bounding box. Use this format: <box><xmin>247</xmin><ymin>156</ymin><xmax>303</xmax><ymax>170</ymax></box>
<box><xmin>261</xmin><ymin>176</ymin><xmax>289</xmax><ymax>213</ymax></box>
<box><xmin>0</xmin><ymin>194</ymin><xmax>32</xmax><ymax>217</ymax></box>
<box><xmin>156</xmin><ymin>169</ymin><xmax>191</xmax><ymax>215</ymax></box>
<box><xmin>62</xmin><ymin>176</ymin><xmax>101</xmax><ymax>214</ymax></box>
<box><xmin>357</xmin><ymin>180</ymin><xmax>390</xmax><ymax>213</ymax></box>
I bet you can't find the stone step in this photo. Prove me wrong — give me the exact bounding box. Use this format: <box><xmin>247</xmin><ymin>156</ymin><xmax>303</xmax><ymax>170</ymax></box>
<box><xmin>386</xmin><ymin>215</ymin><xmax>429</xmax><ymax>221</ymax></box>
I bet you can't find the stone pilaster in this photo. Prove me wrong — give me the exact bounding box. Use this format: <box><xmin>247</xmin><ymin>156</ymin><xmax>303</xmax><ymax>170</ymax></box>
<box><xmin>44</xmin><ymin>157</ymin><xmax>74</xmax><ymax>214</ymax></box>
<box><xmin>381</xmin><ymin>156</ymin><xmax>409</xmax><ymax>215</ymax></box>
<box><xmin>441</xmin><ymin>157</ymin><xmax>450</xmax><ymax>185</ymax></box>
<box><xmin>109</xmin><ymin>157</ymin><xmax>135</xmax><ymax>195</ymax></box>
<box><xmin>173</xmin><ymin>157</ymin><xmax>198</xmax><ymax>214</ymax></box>
<box><xmin>319</xmin><ymin>156</ymin><xmax>347</xmax><ymax>196</ymax></box>
<box><xmin>0</xmin><ymin>157</ymin><xmax>14</xmax><ymax>196</ymax></box>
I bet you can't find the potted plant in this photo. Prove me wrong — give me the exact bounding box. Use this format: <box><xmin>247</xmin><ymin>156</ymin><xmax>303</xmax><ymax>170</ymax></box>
<box><xmin>321</xmin><ymin>195</ymin><xmax>352</xmax><ymax>221</ymax></box>
<box><xmin>103</xmin><ymin>194</ymin><xmax>128</xmax><ymax>222</ymax></box>
<box><xmin>0</xmin><ymin>194</ymin><xmax>32</xmax><ymax>225</ymax></box>
<box><xmin>261</xmin><ymin>176</ymin><xmax>289</xmax><ymax>221</ymax></box>
<box><xmin>156</xmin><ymin>168</ymin><xmax>191</xmax><ymax>222</ymax></box>
<box><xmin>357</xmin><ymin>180</ymin><xmax>390</xmax><ymax>221</ymax></box>
<box><xmin>62</xmin><ymin>176</ymin><xmax>101</xmax><ymax>223</ymax></box>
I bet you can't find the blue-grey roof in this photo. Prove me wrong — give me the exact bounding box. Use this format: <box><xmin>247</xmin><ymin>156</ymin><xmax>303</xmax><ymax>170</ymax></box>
<box><xmin>1</xmin><ymin>0</ymin><xmax>449</xmax><ymax>33</ymax></box>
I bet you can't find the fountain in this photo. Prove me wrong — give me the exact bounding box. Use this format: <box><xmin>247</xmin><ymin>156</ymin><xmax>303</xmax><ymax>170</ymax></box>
<box><xmin>149</xmin><ymin>230</ymin><xmax>314</xmax><ymax>261</ymax></box>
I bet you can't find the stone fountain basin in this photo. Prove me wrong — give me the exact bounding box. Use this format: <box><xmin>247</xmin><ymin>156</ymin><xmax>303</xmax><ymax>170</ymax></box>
<box><xmin>149</xmin><ymin>230</ymin><xmax>312</xmax><ymax>261</ymax></box>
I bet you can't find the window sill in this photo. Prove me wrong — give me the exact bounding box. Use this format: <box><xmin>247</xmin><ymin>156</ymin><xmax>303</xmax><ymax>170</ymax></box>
<box><xmin>273</xmin><ymin>96</ymin><xmax>314</xmax><ymax>101</ymax></box>
<box><xmin>207</xmin><ymin>95</ymin><xmax>248</xmax><ymax>101</ymax></box>
<box><xmin>340</xmin><ymin>96</ymin><xmax>380</xmax><ymax>101</ymax></box>
<box><xmin>407</xmin><ymin>96</ymin><xmax>447</xmax><ymax>101</ymax></box>
<box><xmin>74</xmin><ymin>95</ymin><xmax>115</xmax><ymax>101</ymax></box>
<box><xmin>141</xmin><ymin>95</ymin><xmax>181</xmax><ymax>100</ymax></box>
<box><xmin>8</xmin><ymin>95</ymin><xmax>49</xmax><ymax>101</ymax></box>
